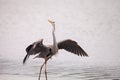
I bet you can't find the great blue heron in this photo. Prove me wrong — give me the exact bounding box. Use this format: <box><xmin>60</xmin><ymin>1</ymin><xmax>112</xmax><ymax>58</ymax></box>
<box><xmin>23</xmin><ymin>20</ymin><xmax>88</xmax><ymax>80</ymax></box>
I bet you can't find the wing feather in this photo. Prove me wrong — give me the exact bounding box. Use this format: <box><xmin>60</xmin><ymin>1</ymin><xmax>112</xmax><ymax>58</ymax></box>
<box><xmin>58</xmin><ymin>39</ymin><xmax>88</xmax><ymax>56</ymax></box>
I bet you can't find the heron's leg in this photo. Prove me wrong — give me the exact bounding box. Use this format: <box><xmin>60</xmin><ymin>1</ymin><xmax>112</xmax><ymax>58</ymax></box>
<box><xmin>38</xmin><ymin>62</ymin><xmax>45</xmax><ymax>80</ymax></box>
<box><xmin>45</xmin><ymin>57</ymin><xmax>49</xmax><ymax>80</ymax></box>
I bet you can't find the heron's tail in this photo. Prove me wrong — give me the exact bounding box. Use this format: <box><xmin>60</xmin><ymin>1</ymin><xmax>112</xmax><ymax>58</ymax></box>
<box><xmin>23</xmin><ymin>54</ymin><xmax>30</xmax><ymax>64</ymax></box>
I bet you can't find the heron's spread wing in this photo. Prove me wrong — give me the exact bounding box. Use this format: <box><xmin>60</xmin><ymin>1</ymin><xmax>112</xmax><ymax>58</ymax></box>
<box><xmin>23</xmin><ymin>43</ymin><xmax>49</xmax><ymax>64</ymax></box>
<box><xmin>26</xmin><ymin>44</ymin><xmax>33</xmax><ymax>53</ymax></box>
<box><xmin>58</xmin><ymin>39</ymin><xmax>88</xmax><ymax>56</ymax></box>
<box><xmin>26</xmin><ymin>42</ymin><xmax>49</xmax><ymax>55</ymax></box>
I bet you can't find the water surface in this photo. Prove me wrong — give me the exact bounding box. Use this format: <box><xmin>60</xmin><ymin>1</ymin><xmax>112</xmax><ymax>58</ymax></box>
<box><xmin>0</xmin><ymin>57</ymin><xmax>120</xmax><ymax>80</ymax></box>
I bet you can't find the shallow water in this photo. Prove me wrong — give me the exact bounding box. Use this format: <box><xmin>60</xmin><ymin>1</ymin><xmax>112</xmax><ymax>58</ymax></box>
<box><xmin>0</xmin><ymin>57</ymin><xmax>120</xmax><ymax>80</ymax></box>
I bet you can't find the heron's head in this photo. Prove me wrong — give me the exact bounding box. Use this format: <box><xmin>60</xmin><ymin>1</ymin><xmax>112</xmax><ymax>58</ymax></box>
<box><xmin>27</xmin><ymin>39</ymin><xmax>44</xmax><ymax>55</ymax></box>
<box><xmin>48</xmin><ymin>20</ymin><xmax>55</xmax><ymax>30</ymax></box>
<box><xmin>48</xmin><ymin>20</ymin><xmax>55</xmax><ymax>25</ymax></box>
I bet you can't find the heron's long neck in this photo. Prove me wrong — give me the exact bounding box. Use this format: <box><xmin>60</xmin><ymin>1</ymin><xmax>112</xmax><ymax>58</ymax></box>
<box><xmin>52</xmin><ymin>24</ymin><xmax>58</xmax><ymax>53</ymax></box>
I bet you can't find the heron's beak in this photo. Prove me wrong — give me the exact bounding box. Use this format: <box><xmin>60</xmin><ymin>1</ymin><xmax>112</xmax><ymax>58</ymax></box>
<box><xmin>48</xmin><ymin>20</ymin><xmax>55</xmax><ymax>24</ymax></box>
